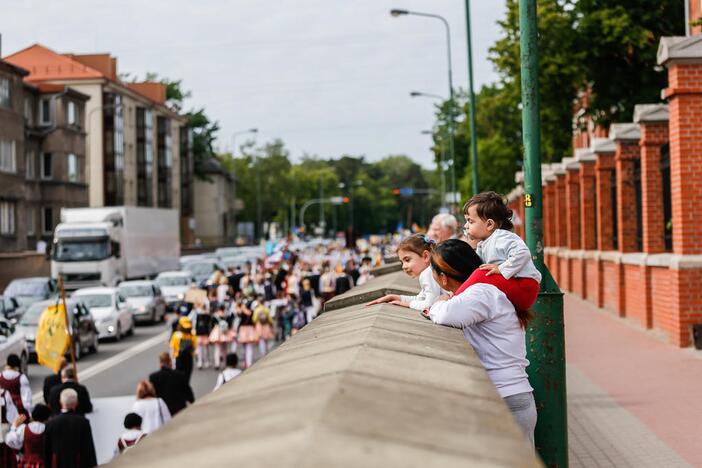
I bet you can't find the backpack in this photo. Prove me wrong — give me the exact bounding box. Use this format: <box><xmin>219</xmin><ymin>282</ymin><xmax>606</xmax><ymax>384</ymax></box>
<box><xmin>178</xmin><ymin>333</ymin><xmax>193</xmax><ymax>355</ymax></box>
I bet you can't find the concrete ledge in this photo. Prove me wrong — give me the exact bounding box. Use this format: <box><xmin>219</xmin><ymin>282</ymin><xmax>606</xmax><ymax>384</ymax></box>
<box><xmin>114</xmin><ymin>276</ymin><xmax>541</xmax><ymax>467</ymax></box>
<box><xmin>544</xmin><ymin>247</ymin><xmax>564</xmax><ymax>256</ymax></box>
<box><xmin>646</xmin><ymin>253</ymin><xmax>672</xmax><ymax>268</ymax></box>
<box><xmin>384</xmin><ymin>255</ymin><xmax>400</xmax><ymax>264</ymax></box>
<box><xmin>669</xmin><ymin>254</ymin><xmax>702</xmax><ymax>270</ymax></box>
<box><xmin>599</xmin><ymin>251</ymin><xmax>623</xmax><ymax>263</ymax></box>
<box><xmin>370</xmin><ymin>262</ymin><xmax>403</xmax><ymax>277</ymax></box>
<box><xmin>324</xmin><ymin>271</ymin><xmax>419</xmax><ymax>312</ymax></box>
<box><xmin>582</xmin><ymin>250</ymin><xmax>601</xmax><ymax>260</ymax></box>
<box><xmin>621</xmin><ymin>253</ymin><xmax>648</xmax><ymax>266</ymax></box>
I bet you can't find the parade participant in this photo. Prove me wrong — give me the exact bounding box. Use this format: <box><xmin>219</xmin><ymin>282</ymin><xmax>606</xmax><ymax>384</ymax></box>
<box><xmin>300</xmin><ymin>278</ymin><xmax>317</xmax><ymax>324</ymax></box>
<box><xmin>42</xmin><ymin>359</ymin><xmax>69</xmax><ymax>406</ymax></box>
<box><xmin>367</xmin><ymin>234</ymin><xmax>441</xmax><ymax>311</ymax></box>
<box><xmin>5</xmin><ymin>403</ymin><xmax>51</xmax><ymax>468</ymax></box>
<box><xmin>426</xmin><ymin>239</ymin><xmax>536</xmax><ymax>445</ymax></box>
<box><xmin>209</xmin><ymin>304</ymin><xmax>232</xmax><ymax>370</ymax></box>
<box><xmin>149</xmin><ymin>352</ymin><xmax>194</xmax><ymax>416</ymax></box>
<box><xmin>169</xmin><ymin>317</ymin><xmax>196</xmax><ymax>382</ymax></box>
<box><xmin>213</xmin><ymin>353</ymin><xmax>242</xmax><ymax>391</ymax></box>
<box><xmin>253</xmin><ymin>297</ymin><xmax>274</xmax><ymax>357</ymax></box>
<box><xmin>0</xmin><ymin>355</ymin><xmax>31</xmax><ymax>419</ymax></box>
<box><xmin>43</xmin><ymin>389</ymin><xmax>97</xmax><ymax>468</ymax></box>
<box><xmin>48</xmin><ymin>367</ymin><xmax>92</xmax><ymax>415</ymax></box>
<box><xmin>131</xmin><ymin>381</ymin><xmax>171</xmax><ymax>434</ymax></box>
<box><xmin>236</xmin><ymin>300</ymin><xmax>259</xmax><ymax>369</ymax></box>
<box><xmin>192</xmin><ymin>300</ymin><xmax>214</xmax><ymax>369</ymax></box>
<box><xmin>216</xmin><ymin>277</ymin><xmax>229</xmax><ymax>307</ymax></box>
<box><xmin>114</xmin><ymin>413</ymin><xmax>146</xmax><ymax>456</ymax></box>
<box><xmin>320</xmin><ymin>265</ymin><xmax>336</xmax><ymax>303</ymax></box>
<box><xmin>334</xmin><ymin>263</ymin><xmax>353</xmax><ymax>296</ymax></box>
<box><xmin>461</xmin><ymin>191</ymin><xmax>542</xmax><ymax>312</ymax></box>
<box><xmin>0</xmin><ymin>386</ymin><xmax>19</xmax><ymax>468</ymax></box>
<box><xmin>290</xmin><ymin>298</ymin><xmax>307</xmax><ymax>336</ymax></box>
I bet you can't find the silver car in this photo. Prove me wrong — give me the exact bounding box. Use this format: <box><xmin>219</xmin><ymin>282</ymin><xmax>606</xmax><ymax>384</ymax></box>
<box><xmin>0</xmin><ymin>316</ymin><xmax>29</xmax><ymax>374</ymax></box>
<box><xmin>72</xmin><ymin>287</ymin><xmax>136</xmax><ymax>341</ymax></box>
<box><xmin>155</xmin><ymin>271</ymin><xmax>195</xmax><ymax>310</ymax></box>
<box><xmin>117</xmin><ymin>280</ymin><xmax>167</xmax><ymax>324</ymax></box>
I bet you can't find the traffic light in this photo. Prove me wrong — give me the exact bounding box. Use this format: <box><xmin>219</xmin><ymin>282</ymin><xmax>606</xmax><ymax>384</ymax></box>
<box><xmin>392</xmin><ymin>188</ymin><xmax>401</xmax><ymax>196</ymax></box>
<box><xmin>342</xmin><ymin>197</ymin><xmax>350</xmax><ymax>203</ymax></box>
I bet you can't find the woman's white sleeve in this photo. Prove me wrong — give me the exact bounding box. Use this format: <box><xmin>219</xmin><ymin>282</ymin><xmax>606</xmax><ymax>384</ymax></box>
<box><xmin>429</xmin><ymin>287</ymin><xmax>491</xmax><ymax>328</ymax></box>
<box><xmin>405</xmin><ymin>275</ymin><xmax>442</xmax><ymax>310</ymax></box>
<box><xmin>160</xmin><ymin>399</ymin><xmax>172</xmax><ymax>423</ymax></box>
<box><xmin>4</xmin><ymin>423</ymin><xmax>24</xmax><ymax>450</ymax></box>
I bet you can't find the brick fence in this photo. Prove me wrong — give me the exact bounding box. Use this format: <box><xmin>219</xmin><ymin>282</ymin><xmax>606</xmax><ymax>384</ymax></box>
<box><xmin>508</xmin><ymin>35</ymin><xmax>702</xmax><ymax>348</ymax></box>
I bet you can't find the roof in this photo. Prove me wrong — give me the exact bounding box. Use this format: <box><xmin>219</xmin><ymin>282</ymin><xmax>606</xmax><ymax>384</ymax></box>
<box><xmin>3</xmin><ymin>44</ymin><xmax>105</xmax><ymax>82</ymax></box>
<box><xmin>0</xmin><ymin>58</ymin><xmax>29</xmax><ymax>77</ymax></box>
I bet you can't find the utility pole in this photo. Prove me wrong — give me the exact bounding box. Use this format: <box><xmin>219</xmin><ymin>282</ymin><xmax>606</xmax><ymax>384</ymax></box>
<box><xmin>465</xmin><ymin>0</ymin><xmax>480</xmax><ymax>194</ymax></box>
<box><xmin>519</xmin><ymin>1</ymin><xmax>567</xmax><ymax>466</ymax></box>
<box><xmin>319</xmin><ymin>177</ymin><xmax>325</xmax><ymax>236</ymax></box>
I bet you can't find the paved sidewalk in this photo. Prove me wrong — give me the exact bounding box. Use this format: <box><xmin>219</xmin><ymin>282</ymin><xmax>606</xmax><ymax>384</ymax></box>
<box><xmin>564</xmin><ymin>293</ymin><xmax>701</xmax><ymax>467</ymax></box>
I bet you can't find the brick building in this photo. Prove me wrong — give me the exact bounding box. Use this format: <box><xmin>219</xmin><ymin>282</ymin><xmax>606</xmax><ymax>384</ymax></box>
<box><xmin>3</xmin><ymin>44</ymin><xmax>195</xmax><ymax>244</ymax></box>
<box><xmin>511</xmin><ymin>34</ymin><xmax>702</xmax><ymax>348</ymax></box>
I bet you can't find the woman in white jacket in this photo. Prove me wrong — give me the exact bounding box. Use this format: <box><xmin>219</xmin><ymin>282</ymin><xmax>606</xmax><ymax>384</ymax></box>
<box><xmin>426</xmin><ymin>239</ymin><xmax>537</xmax><ymax>446</ymax></box>
<box><xmin>131</xmin><ymin>380</ymin><xmax>171</xmax><ymax>434</ymax></box>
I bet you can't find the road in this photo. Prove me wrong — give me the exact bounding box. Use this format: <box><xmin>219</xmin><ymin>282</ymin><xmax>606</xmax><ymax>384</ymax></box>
<box><xmin>27</xmin><ymin>315</ymin><xmax>269</xmax><ymax>464</ymax></box>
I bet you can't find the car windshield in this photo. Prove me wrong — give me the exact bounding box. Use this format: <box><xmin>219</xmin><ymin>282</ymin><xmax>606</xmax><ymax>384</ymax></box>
<box><xmin>184</xmin><ymin>263</ymin><xmax>215</xmax><ymax>276</ymax></box>
<box><xmin>76</xmin><ymin>294</ymin><xmax>112</xmax><ymax>308</ymax></box>
<box><xmin>53</xmin><ymin>239</ymin><xmax>110</xmax><ymax>262</ymax></box>
<box><xmin>4</xmin><ymin>280</ymin><xmax>47</xmax><ymax>299</ymax></box>
<box><xmin>19</xmin><ymin>302</ymin><xmax>48</xmax><ymax>326</ymax></box>
<box><xmin>157</xmin><ymin>276</ymin><xmax>189</xmax><ymax>287</ymax></box>
<box><xmin>118</xmin><ymin>286</ymin><xmax>152</xmax><ymax>298</ymax></box>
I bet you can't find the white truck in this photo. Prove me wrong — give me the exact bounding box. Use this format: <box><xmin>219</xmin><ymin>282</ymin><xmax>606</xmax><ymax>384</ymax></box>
<box><xmin>51</xmin><ymin>207</ymin><xmax>180</xmax><ymax>290</ymax></box>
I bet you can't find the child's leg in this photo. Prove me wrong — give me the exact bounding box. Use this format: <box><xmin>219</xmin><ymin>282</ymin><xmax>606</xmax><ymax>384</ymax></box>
<box><xmin>258</xmin><ymin>338</ymin><xmax>267</xmax><ymax>356</ymax></box>
<box><xmin>244</xmin><ymin>343</ymin><xmax>254</xmax><ymax>368</ymax></box>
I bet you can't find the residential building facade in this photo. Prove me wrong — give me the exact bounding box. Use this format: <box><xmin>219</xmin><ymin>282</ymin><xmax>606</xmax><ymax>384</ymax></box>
<box><xmin>193</xmin><ymin>157</ymin><xmax>236</xmax><ymax>246</ymax></box>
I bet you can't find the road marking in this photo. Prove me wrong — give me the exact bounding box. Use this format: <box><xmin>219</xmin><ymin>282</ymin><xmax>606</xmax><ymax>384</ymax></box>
<box><xmin>32</xmin><ymin>330</ymin><xmax>170</xmax><ymax>404</ymax></box>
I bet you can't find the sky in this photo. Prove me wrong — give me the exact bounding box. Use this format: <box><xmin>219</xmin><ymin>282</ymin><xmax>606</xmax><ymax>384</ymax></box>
<box><xmin>1</xmin><ymin>0</ymin><xmax>506</xmax><ymax>168</ymax></box>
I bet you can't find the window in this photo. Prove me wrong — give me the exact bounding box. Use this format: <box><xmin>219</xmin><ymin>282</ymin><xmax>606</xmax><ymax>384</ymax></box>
<box><xmin>23</xmin><ymin>97</ymin><xmax>33</xmax><ymax>124</ymax></box>
<box><xmin>0</xmin><ymin>201</ymin><xmax>15</xmax><ymax>235</ymax></box>
<box><xmin>0</xmin><ymin>78</ymin><xmax>9</xmax><ymax>108</ymax></box>
<box><xmin>67</xmin><ymin>154</ymin><xmax>78</xmax><ymax>182</ymax></box>
<box><xmin>0</xmin><ymin>141</ymin><xmax>16</xmax><ymax>173</ymax></box>
<box><xmin>26</xmin><ymin>151</ymin><xmax>34</xmax><ymax>179</ymax></box>
<box><xmin>40</xmin><ymin>98</ymin><xmax>51</xmax><ymax>125</ymax></box>
<box><xmin>42</xmin><ymin>207</ymin><xmax>53</xmax><ymax>234</ymax></box>
<box><xmin>67</xmin><ymin>101</ymin><xmax>77</xmax><ymax>126</ymax></box>
<box><xmin>41</xmin><ymin>153</ymin><xmax>52</xmax><ymax>180</ymax></box>
<box><xmin>26</xmin><ymin>206</ymin><xmax>34</xmax><ymax>236</ymax></box>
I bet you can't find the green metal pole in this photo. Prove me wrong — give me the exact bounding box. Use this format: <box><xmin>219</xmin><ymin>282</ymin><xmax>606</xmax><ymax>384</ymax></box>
<box><xmin>465</xmin><ymin>0</ymin><xmax>479</xmax><ymax>195</ymax></box>
<box><xmin>518</xmin><ymin>0</ymin><xmax>568</xmax><ymax>466</ymax></box>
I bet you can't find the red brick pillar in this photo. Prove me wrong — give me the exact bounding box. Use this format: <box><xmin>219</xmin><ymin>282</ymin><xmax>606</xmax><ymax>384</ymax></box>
<box><xmin>554</xmin><ymin>172</ymin><xmax>567</xmax><ymax>247</ymax></box>
<box><xmin>593</xmin><ymin>140</ymin><xmax>617</xmax><ymax>251</ymax></box>
<box><xmin>634</xmin><ymin>104</ymin><xmax>669</xmax><ymax>254</ymax></box>
<box><xmin>577</xmin><ymin>151</ymin><xmax>597</xmax><ymax>250</ymax></box>
<box><xmin>658</xmin><ymin>35</ymin><xmax>702</xmax><ymax>346</ymax></box>
<box><xmin>611</xmin><ymin>123</ymin><xmax>642</xmax><ymax>253</ymax></box>
<box><xmin>564</xmin><ymin>159</ymin><xmax>582</xmax><ymax>250</ymax></box>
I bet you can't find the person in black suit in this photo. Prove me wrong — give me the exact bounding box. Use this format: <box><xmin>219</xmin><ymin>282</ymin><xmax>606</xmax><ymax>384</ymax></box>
<box><xmin>48</xmin><ymin>367</ymin><xmax>93</xmax><ymax>415</ymax></box>
<box><xmin>42</xmin><ymin>358</ymin><xmax>69</xmax><ymax>405</ymax></box>
<box><xmin>149</xmin><ymin>352</ymin><xmax>195</xmax><ymax>416</ymax></box>
<box><xmin>43</xmin><ymin>388</ymin><xmax>97</xmax><ymax>468</ymax></box>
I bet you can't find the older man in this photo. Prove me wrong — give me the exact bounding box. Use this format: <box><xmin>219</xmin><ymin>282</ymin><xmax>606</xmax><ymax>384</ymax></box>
<box><xmin>428</xmin><ymin>213</ymin><xmax>459</xmax><ymax>242</ymax></box>
<box><xmin>43</xmin><ymin>388</ymin><xmax>97</xmax><ymax>467</ymax></box>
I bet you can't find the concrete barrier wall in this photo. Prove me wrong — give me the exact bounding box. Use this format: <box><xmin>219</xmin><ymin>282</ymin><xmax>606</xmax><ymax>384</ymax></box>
<box><xmin>113</xmin><ymin>274</ymin><xmax>542</xmax><ymax>468</ymax></box>
<box><xmin>323</xmin><ymin>270</ymin><xmax>418</xmax><ymax>312</ymax></box>
<box><xmin>0</xmin><ymin>251</ymin><xmax>50</xmax><ymax>290</ymax></box>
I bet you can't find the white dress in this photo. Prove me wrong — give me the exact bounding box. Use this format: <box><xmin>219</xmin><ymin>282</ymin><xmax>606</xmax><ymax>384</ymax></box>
<box><xmin>131</xmin><ymin>397</ymin><xmax>171</xmax><ymax>434</ymax></box>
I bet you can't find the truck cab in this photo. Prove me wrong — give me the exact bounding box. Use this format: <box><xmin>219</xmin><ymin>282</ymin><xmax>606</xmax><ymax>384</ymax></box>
<box><xmin>51</xmin><ymin>216</ymin><xmax>124</xmax><ymax>290</ymax></box>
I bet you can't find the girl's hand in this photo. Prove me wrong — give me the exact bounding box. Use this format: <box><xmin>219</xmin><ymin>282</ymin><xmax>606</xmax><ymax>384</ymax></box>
<box><xmin>479</xmin><ymin>264</ymin><xmax>502</xmax><ymax>277</ymax></box>
<box><xmin>389</xmin><ymin>300</ymin><xmax>410</xmax><ymax>308</ymax></box>
<box><xmin>12</xmin><ymin>414</ymin><xmax>26</xmax><ymax>428</ymax></box>
<box><xmin>366</xmin><ymin>294</ymin><xmax>400</xmax><ymax>306</ymax></box>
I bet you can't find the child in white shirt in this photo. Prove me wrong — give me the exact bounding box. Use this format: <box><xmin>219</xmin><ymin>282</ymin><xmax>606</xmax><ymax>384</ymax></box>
<box><xmin>367</xmin><ymin>234</ymin><xmax>441</xmax><ymax>310</ymax></box>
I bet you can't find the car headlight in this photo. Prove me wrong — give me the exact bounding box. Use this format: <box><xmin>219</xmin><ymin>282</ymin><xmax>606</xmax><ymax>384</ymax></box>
<box><xmin>177</xmin><ymin>293</ymin><xmax>185</xmax><ymax>300</ymax></box>
<box><xmin>139</xmin><ymin>305</ymin><xmax>146</xmax><ymax>312</ymax></box>
<box><xmin>26</xmin><ymin>334</ymin><xmax>35</xmax><ymax>342</ymax></box>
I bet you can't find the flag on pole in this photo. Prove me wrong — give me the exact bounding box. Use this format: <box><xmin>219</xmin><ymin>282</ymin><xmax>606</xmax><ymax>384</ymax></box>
<box><xmin>36</xmin><ymin>303</ymin><xmax>70</xmax><ymax>373</ymax></box>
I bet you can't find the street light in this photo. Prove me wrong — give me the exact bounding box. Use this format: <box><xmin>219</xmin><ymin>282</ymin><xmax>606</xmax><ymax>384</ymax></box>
<box><xmin>231</xmin><ymin>128</ymin><xmax>260</xmax><ymax>242</ymax></box>
<box><xmin>230</xmin><ymin>128</ymin><xmax>258</xmax><ymax>156</ymax></box>
<box><xmin>464</xmin><ymin>0</ymin><xmax>480</xmax><ymax>195</ymax></box>
<box><xmin>390</xmin><ymin>8</ymin><xmax>458</xmax><ymax>214</ymax></box>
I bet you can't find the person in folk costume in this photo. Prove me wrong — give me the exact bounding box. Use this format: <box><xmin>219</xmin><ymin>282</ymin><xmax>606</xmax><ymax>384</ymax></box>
<box><xmin>114</xmin><ymin>413</ymin><xmax>146</xmax><ymax>457</ymax></box>
<box><xmin>1</xmin><ymin>386</ymin><xmax>19</xmax><ymax>468</ymax></box>
<box><xmin>42</xmin><ymin>389</ymin><xmax>97</xmax><ymax>468</ymax></box>
<box><xmin>0</xmin><ymin>354</ymin><xmax>31</xmax><ymax>420</ymax></box>
<box><xmin>191</xmin><ymin>300</ymin><xmax>214</xmax><ymax>369</ymax></box>
<box><xmin>290</xmin><ymin>297</ymin><xmax>307</xmax><ymax>336</ymax></box>
<box><xmin>299</xmin><ymin>278</ymin><xmax>317</xmax><ymax>325</ymax></box>
<box><xmin>215</xmin><ymin>276</ymin><xmax>229</xmax><ymax>309</ymax></box>
<box><xmin>236</xmin><ymin>299</ymin><xmax>259</xmax><ymax>369</ymax></box>
<box><xmin>5</xmin><ymin>404</ymin><xmax>51</xmax><ymax>468</ymax></box>
<box><xmin>209</xmin><ymin>304</ymin><xmax>232</xmax><ymax>370</ymax></box>
<box><xmin>320</xmin><ymin>264</ymin><xmax>336</xmax><ymax>304</ymax></box>
<box><xmin>253</xmin><ymin>295</ymin><xmax>275</xmax><ymax>357</ymax></box>
<box><xmin>169</xmin><ymin>317</ymin><xmax>197</xmax><ymax>383</ymax></box>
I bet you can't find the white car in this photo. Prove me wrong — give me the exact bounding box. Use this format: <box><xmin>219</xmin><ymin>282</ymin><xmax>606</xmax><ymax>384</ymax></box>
<box><xmin>0</xmin><ymin>316</ymin><xmax>29</xmax><ymax>374</ymax></box>
<box><xmin>72</xmin><ymin>287</ymin><xmax>135</xmax><ymax>341</ymax></box>
<box><xmin>155</xmin><ymin>271</ymin><xmax>195</xmax><ymax>309</ymax></box>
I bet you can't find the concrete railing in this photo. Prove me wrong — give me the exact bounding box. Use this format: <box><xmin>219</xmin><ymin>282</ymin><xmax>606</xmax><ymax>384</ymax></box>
<box><xmin>113</xmin><ymin>274</ymin><xmax>542</xmax><ymax>467</ymax></box>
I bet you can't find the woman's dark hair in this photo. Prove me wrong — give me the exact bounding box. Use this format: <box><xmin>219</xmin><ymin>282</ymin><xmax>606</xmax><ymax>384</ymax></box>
<box><xmin>397</xmin><ymin>233</ymin><xmax>435</xmax><ymax>257</ymax></box>
<box><xmin>463</xmin><ymin>191</ymin><xmax>514</xmax><ymax>231</ymax></box>
<box><xmin>430</xmin><ymin>239</ymin><xmax>482</xmax><ymax>283</ymax></box>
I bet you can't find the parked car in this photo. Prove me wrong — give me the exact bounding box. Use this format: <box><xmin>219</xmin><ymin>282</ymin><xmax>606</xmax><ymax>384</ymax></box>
<box><xmin>0</xmin><ymin>316</ymin><xmax>29</xmax><ymax>375</ymax></box>
<box><xmin>3</xmin><ymin>277</ymin><xmax>57</xmax><ymax>308</ymax></box>
<box><xmin>0</xmin><ymin>296</ymin><xmax>23</xmax><ymax>322</ymax></box>
<box><xmin>117</xmin><ymin>281</ymin><xmax>167</xmax><ymax>323</ymax></box>
<box><xmin>72</xmin><ymin>287</ymin><xmax>135</xmax><ymax>341</ymax></box>
<box><xmin>155</xmin><ymin>271</ymin><xmax>194</xmax><ymax>310</ymax></box>
<box><xmin>17</xmin><ymin>298</ymin><xmax>99</xmax><ymax>361</ymax></box>
<box><xmin>218</xmin><ymin>256</ymin><xmax>248</xmax><ymax>271</ymax></box>
<box><xmin>182</xmin><ymin>259</ymin><xmax>223</xmax><ymax>287</ymax></box>
<box><xmin>179</xmin><ymin>255</ymin><xmax>204</xmax><ymax>269</ymax></box>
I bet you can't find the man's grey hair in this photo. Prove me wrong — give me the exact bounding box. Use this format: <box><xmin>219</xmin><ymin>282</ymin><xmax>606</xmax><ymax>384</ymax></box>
<box><xmin>60</xmin><ymin>388</ymin><xmax>79</xmax><ymax>409</ymax></box>
<box><xmin>434</xmin><ymin>213</ymin><xmax>458</xmax><ymax>230</ymax></box>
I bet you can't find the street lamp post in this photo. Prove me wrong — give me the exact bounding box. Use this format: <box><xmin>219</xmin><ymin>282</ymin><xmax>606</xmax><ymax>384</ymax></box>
<box><xmin>232</xmin><ymin>128</ymin><xmax>259</xmax><ymax>242</ymax></box>
<box><xmin>391</xmin><ymin>9</ymin><xmax>458</xmax><ymax>214</ymax></box>
<box><xmin>464</xmin><ymin>0</ymin><xmax>480</xmax><ymax>195</ymax></box>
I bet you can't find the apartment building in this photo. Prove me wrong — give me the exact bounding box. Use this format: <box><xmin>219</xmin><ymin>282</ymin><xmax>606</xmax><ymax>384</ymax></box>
<box><xmin>4</xmin><ymin>45</ymin><xmax>195</xmax><ymax>243</ymax></box>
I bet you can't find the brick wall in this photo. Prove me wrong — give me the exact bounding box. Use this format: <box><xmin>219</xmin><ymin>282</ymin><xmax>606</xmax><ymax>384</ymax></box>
<box><xmin>650</xmin><ymin>266</ymin><xmax>673</xmax><ymax>335</ymax></box>
<box><xmin>601</xmin><ymin>260</ymin><xmax>623</xmax><ymax>315</ymax></box>
<box><xmin>623</xmin><ymin>263</ymin><xmax>651</xmax><ymax>329</ymax></box>
<box><xmin>555</xmin><ymin>174</ymin><xmax>567</xmax><ymax>246</ymax></box>
<box><xmin>565</xmin><ymin>169</ymin><xmax>581</xmax><ymax>249</ymax></box>
<box><xmin>595</xmin><ymin>152</ymin><xmax>616</xmax><ymax>250</ymax></box>
<box><xmin>571</xmin><ymin>257</ymin><xmax>584</xmax><ymax>297</ymax></box>
<box><xmin>614</xmin><ymin>140</ymin><xmax>641</xmax><ymax>252</ymax></box>
<box><xmin>584</xmin><ymin>258</ymin><xmax>600</xmax><ymax>305</ymax></box>
<box><xmin>579</xmin><ymin>161</ymin><xmax>597</xmax><ymax>250</ymax></box>
<box><xmin>639</xmin><ymin>122</ymin><xmax>668</xmax><ymax>253</ymax></box>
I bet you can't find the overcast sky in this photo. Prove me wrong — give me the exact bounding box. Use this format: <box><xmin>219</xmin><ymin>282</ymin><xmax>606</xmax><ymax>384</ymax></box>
<box><xmin>2</xmin><ymin>0</ymin><xmax>506</xmax><ymax>168</ymax></box>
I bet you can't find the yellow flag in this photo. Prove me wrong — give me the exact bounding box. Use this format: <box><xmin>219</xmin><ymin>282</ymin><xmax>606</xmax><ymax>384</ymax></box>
<box><xmin>36</xmin><ymin>303</ymin><xmax>70</xmax><ymax>373</ymax></box>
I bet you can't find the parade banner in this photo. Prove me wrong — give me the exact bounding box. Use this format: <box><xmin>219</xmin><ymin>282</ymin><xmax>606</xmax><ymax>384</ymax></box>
<box><xmin>36</xmin><ymin>303</ymin><xmax>70</xmax><ymax>373</ymax></box>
